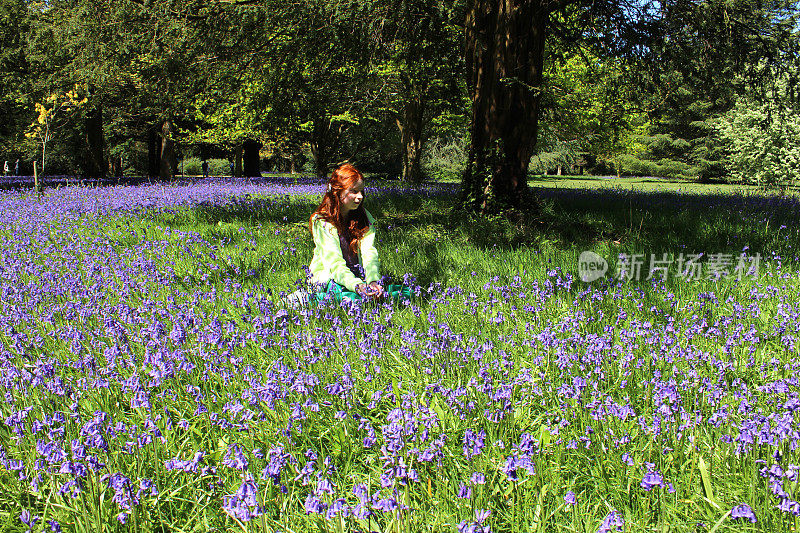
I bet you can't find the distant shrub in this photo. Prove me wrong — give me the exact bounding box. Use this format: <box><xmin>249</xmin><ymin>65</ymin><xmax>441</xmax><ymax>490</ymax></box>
<box><xmin>529</xmin><ymin>150</ymin><xmax>580</xmax><ymax>175</ymax></box>
<box><xmin>182</xmin><ymin>157</ymin><xmax>233</xmax><ymax>177</ymax></box>
<box><xmin>716</xmin><ymin>97</ymin><xmax>800</xmax><ymax>188</ymax></box>
<box><xmin>422</xmin><ymin>136</ymin><xmax>468</xmax><ymax>181</ymax></box>
<box><xmin>616</xmin><ymin>154</ymin><xmax>697</xmax><ymax>180</ymax></box>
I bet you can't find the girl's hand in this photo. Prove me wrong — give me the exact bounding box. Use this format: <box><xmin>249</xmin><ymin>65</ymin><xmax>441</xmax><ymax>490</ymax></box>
<box><xmin>367</xmin><ymin>282</ymin><xmax>384</xmax><ymax>297</ymax></box>
<box><xmin>355</xmin><ymin>283</ymin><xmax>369</xmax><ymax>297</ymax></box>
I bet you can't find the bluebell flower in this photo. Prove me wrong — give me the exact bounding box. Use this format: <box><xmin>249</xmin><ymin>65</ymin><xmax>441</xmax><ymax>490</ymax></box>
<box><xmin>303</xmin><ymin>493</ymin><xmax>326</xmax><ymax>515</ymax></box>
<box><xmin>223</xmin><ymin>474</ymin><xmax>263</xmax><ymax>522</ymax></box>
<box><xmin>597</xmin><ymin>510</ymin><xmax>624</xmax><ymax>533</ymax></box>
<box><xmin>19</xmin><ymin>509</ymin><xmax>38</xmax><ymax>530</ymax></box>
<box><xmin>640</xmin><ymin>470</ymin><xmax>664</xmax><ymax>491</ymax></box>
<box><xmin>731</xmin><ymin>504</ymin><xmax>757</xmax><ymax>523</ymax></box>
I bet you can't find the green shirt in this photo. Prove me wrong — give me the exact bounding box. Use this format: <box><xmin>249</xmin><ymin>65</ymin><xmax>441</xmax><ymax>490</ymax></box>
<box><xmin>309</xmin><ymin>210</ymin><xmax>380</xmax><ymax>291</ymax></box>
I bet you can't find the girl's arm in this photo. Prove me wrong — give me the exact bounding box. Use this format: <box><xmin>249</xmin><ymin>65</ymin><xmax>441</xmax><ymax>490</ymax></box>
<box><xmin>311</xmin><ymin>218</ymin><xmax>364</xmax><ymax>292</ymax></box>
<box><xmin>361</xmin><ymin>212</ymin><xmax>380</xmax><ymax>284</ymax></box>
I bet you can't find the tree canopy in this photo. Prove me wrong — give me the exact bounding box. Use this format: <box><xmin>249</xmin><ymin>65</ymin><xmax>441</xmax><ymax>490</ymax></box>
<box><xmin>0</xmin><ymin>0</ymin><xmax>796</xmax><ymax>207</ymax></box>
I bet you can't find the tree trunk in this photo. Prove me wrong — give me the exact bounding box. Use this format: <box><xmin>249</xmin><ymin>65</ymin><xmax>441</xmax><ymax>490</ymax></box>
<box><xmin>159</xmin><ymin>120</ymin><xmax>178</xmax><ymax>180</ymax></box>
<box><xmin>309</xmin><ymin>140</ymin><xmax>325</xmax><ymax>177</ymax></box>
<box><xmin>243</xmin><ymin>140</ymin><xmax>262</xmax><ymax>177</ymax></box>
<box><xmin>310</xmin><ymin>119</ymin><xmax>331</xmax><ymax>177</ymax></box>
<box><xmin>147</xmin><ymin>126</ymin><xmax>160</xmax><ymax>179</ymax></box>
<box><xmin>234</xmin><ymin>144</ymin><xmax>243</xmax><ymax>177</ymax></box>
<box><xmin>461</xmin><ymin>0</ymin><xmax>549</xmax><ymax>213</ymax></box>
<box><xmin>84</xmin><ymin>92</ymin><xmax>105</xmax><ymax>180</ymax></box>
<box><xmin>109</xmin><ymin>155</ymin><xmax>122</xmax><ymax>177</ymax></box>
<box><xmin>310</xmin><ymin>118</ymin><xmax>347</xmax><ymax>177</ymax></box>
<box><xmin>397</xmin><ymin>96</ymin><xmax>426</xmax><ymax>184</ymax></box>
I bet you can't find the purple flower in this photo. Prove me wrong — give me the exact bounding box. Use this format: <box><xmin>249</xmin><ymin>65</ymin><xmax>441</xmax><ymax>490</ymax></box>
<box><xmin>20</xmin><ymin>509</ymin><xmax>39</xmax><ymax>529</ymax></box>
<box><xmin>640</xmin><ymin>470</ymin><xmax>664</xmax><ymax>491</ymax></box>
<box><xmin>597</xmin><ymin>510</ymin><xmax>624</xmax><ymax>533</ymax></box>
<box><xmin>372</xmin><ymin>497</ymin><xmax>398</xmax><ymax>512</ymax></box>
<box><xmin>223</xmin><ymin>474</ymin><xmax>263</xmax><ymax>522</ymax></box>
<box><xmin>731</xmin><ymin>504</ymin><xmax>757</xmax><ymax>523</ymax></box>
<box><xmin>222</xmin><ymin>443</ymin><xmax>248</xmax><ymax>471</ymax></box>
<box><xmin>458</xmin><ymin>509</ymin><xmax>491</xmax><ymax>533</ymax></box>
<box><xmin>316</xmin><ymin>477</ymin><xmax>334</xmax><ymax>495</ymax></box>
<box><xmin>564</xmin><ymin>491</ymin><xmax>576</xmax><ymax>505</ymax></box>
<box><xmin>304</xmin><ymin>493</ymin><xmax>327</xmax><ymax>515</ymax></box>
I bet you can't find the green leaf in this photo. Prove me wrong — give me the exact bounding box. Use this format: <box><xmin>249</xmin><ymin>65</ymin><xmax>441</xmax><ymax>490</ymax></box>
<box><xmin>708</xmin><ymin>510</ymin><xmax>732</xmax><ymax>533</ymax></box>
<box><xmin>698</xmin><ymin>455</ymin><xmax>718</xmax><ymax>507</ymax></box>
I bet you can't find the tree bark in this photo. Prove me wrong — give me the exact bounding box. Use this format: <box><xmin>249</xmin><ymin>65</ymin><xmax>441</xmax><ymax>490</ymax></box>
<box><xmin>243</xmin><ymin>140</ymin><xmax>262</xmax><ymax>177</ymax></box>
<box><xmin>109</xmin><ymin>155</ymin><xmax>122</xmax><ymax>177</ymax></box>
<box><xmin>310</xmin><ymin>118</ymin><xmax>347</xmax><ymax>177</ymax></box>
<box><xmin>310</xmin><ymin>119</ymin><xmax>331</xmax><ymax>177</ymax></box>
<box><xmin>147</xmin><ymin>126</ymin><xmax>160</xmax><ymax>179</ymax></box>
<box><xmin>159</xmin><ymin>120</ymin><xmax>178</xmax><ymax>180</ymax></box>
<box><xmin>234</xmin><ymin>144</ymin><xmax>243</xmax><ymax>177</ymax></box>
<box><xmin>396</xmin><ymin>96</ymin><xmax>426</xmax><ymax>184</ymax></box>
<box><xmin>83</xmin><ymin>92</ymin><xmax>105</xmax><ymax>180</ymax></box>
<box><xmin>461</xmin><ymin>0</ymin><xmax>549</xmax><ymax>213</ymax></box>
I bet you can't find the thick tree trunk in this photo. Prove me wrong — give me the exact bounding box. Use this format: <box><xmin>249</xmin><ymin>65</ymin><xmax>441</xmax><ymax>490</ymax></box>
<box><xmin>462</xmin><ymin>0</ymin><xmax>548</xmax><ymax>213</ymax></box>
<box><xmin>147</xmin><ymin>126</ymin><xmax>160</xmax><ymax>179</ymax></box>
<box><xmin>83</xmin><ymin>93</ymin><xmax>105</xmax><ymax>180</ymax></box>
<box><xmin>397</xmin><ymin>96</ymin><xmax>426</xmax><ymax>184</ymax></box>
<box><xmin>234</xmin><ymin>144</ymin><xmax>243</xmax><ymax>177</ymax></box>
<box><xmin>243</xmin><ymin>140</ymin><xmax>262</xmax><ymax>177</ymax></box>
<box><xmin>159</xmin><ymin>120</ymin><xmax>178</xmax><ymax>180</ymax></box>
<box><xmin>310</xmin><ymin>118</ymin><xmax>346</xmax><ymax>177</ymax></box>
<box><xmin>310</xmin><ymin>119</ymin><xmax>331</xmax><ymax>177</ymax></box>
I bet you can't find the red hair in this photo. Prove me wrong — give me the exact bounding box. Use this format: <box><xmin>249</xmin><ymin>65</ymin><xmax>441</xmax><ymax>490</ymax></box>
<box><xmin>309</xmin><ymin>164</ymin><xmax>369</xmax><ymax>255</ymax></box>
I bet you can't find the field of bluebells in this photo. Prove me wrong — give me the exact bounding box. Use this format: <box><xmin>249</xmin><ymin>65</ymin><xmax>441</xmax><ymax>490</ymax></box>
<box><xmin>1</xmin><ymin>177</ymin><xmax>800</xmax><ymax>532</ymax></box>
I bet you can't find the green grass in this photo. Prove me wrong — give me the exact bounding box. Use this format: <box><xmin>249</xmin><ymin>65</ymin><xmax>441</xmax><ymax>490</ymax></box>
<box><xmin>1</xmin><ymin>180</ymin><xmax>799</xmax><ymax>532</ymax></box>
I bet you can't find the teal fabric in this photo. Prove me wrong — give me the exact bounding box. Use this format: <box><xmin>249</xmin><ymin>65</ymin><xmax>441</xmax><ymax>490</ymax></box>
<box><xmin>311</xmin><ymin>281</ymin><xmax>412</xmax><ymax>304</ymax></box>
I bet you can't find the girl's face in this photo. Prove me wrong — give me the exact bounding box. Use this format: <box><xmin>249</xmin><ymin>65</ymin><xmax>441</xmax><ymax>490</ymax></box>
<box><xmin>340</xmin><ymin>179</ymin><xmax>364</xmax><ymax>216</ymax></box>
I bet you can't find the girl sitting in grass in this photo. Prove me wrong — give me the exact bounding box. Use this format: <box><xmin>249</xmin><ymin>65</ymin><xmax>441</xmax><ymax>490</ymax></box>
<box><xmin>289</xmin><ymin>163</ymin><xmax>409</xmax><ymax>306</ymax></box>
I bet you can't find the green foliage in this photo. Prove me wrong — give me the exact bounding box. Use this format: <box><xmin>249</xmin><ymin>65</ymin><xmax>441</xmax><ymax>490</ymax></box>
<box><xmin>637</xmin><ymin>0</ymin><xmax>800</xmax><ymax>181</ymax></box>
<box><xmin>616</xmin><ymin>153</ymin><xmax>698</xmax><ymax>180</ymax></box>
<box><xmin>0</xmin><ymin>0</ymin><xmax>797</xmax><ymax>184</ymax></box>
<box><xmin>421</xmin><ymin>136</ymin><xmax>468</xmax><ymax>182</ymax></box>
<box><xmin>716</xmin><ymin>97</ymin><xmax>800</xmax><ymax>187</ymax></box>
<box><xmin>0</xmin><ymin>0</ymin><xmax>32</xmax><ymax>156</ymax></box>
<box><xmin>365</xmin><ymin>0</ymin><xmax>467</xmax><ymax>181</ymax></box>
<box><xmin>181</xmin><ymin>157</ymin><xmax>232</xmax><ymax>177</ymax></box>
<box><xmin>540</xmin><ymin>51</ymin><xmax>647</xmax><ymax>175</ymax></box>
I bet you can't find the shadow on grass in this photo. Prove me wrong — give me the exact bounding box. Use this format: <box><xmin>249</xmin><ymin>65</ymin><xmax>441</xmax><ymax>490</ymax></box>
<box><xmin>427</xmin><ymin>186</ymin><xmax>800</xmax><ymax>255</ymax></box>
<box><xmin>149</xmin><ymin>185</ymin><xmax>800</xmax><ymax>289</ymax></box>
<box><xmin>530</xmin><ymin>187</ymin><xmax>800</xmax><ymax>257</ymax></box>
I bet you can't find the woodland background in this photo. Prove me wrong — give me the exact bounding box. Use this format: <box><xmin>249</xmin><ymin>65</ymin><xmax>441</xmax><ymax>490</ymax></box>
<box><xmin>0</xmin><ymin>0</ymin><xmax>798</xmax><ymax>210</ymax></box>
